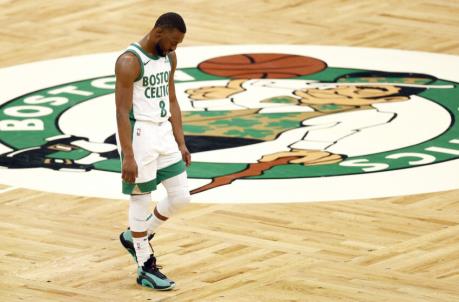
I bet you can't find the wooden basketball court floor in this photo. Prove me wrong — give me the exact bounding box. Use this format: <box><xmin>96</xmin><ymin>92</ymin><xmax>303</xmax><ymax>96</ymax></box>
<box><xmin>1</xmin><ymin>1</ymin><xmax>459</xmax><ymax>301</ymax></box>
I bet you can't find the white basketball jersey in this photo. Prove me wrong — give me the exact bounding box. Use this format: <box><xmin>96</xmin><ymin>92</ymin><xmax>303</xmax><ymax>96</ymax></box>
<box><xmin>125</xmin><ymin>42</ymin><xmax>172</xmax><ymax>123</ymax></box>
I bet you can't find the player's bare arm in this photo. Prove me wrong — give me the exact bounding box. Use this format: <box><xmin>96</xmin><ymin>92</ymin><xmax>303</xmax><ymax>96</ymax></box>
<box><xmin>115</xmin><ymin>52</ymin><xmax>140</xmax><ymax>183</ymax></box>
<box><xmin>168</xmin><ymin>51</ymin><xmax>191</xmax><ymax>166</ymax></box>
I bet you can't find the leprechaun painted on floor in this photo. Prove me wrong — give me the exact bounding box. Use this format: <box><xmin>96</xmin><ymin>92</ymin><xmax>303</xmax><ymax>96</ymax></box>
<box><xmin>181</xmin><ymin>71</ymin><xmax>453</xmax><ymax>192</ymax></box>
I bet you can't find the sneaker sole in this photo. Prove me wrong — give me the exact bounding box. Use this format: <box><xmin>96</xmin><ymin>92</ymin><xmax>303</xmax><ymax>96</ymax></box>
<box><xmin>136</xmin><ymin>275</ymin><xmax>175</xmax><ymax>291</ymax></box>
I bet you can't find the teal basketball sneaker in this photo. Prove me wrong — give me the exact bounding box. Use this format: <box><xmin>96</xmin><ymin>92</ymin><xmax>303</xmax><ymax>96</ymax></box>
<box><xmin>137</xmin><ymin>254</ymin><xmax>175</xmax><ymax>290</ymax></box>
<box><xmin>119</xmin><ymin>229</ymin><xmax>175</xmax><ymax>290</ymax></box>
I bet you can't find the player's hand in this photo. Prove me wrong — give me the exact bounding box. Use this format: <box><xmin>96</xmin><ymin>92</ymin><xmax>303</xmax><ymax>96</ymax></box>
<box><xmin>179</xmin><ymin>144</ymin><xmax>191</xmax><ymax>167</ymax></box>
<box><xmin>122</xmin><ymin>155</ymin><xmax>138</xmax><ymax>183</ymax></box>
<box><xmin>185</xmin><ymin>79</ymin><xmax>246</xmax><ymax>100</ymax></box>
<box><xmin>259</xmin><ymin>149</ymin><xmax>343</xmax><ymax>166</ymax></box>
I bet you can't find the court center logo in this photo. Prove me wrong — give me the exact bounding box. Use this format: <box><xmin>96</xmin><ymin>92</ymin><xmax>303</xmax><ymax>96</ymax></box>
<box><xmin>0</xmin><ymin>45</ymin><xmax>458</xmax><ymax>202</ymax></box>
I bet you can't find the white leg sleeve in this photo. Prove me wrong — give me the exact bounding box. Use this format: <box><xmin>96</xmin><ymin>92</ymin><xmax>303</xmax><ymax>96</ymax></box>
<box><xmin>128</xmin><ymin>193</ymin><xmax>151</xmax><ymax>232</ymax></box>
<box><xmin>156</xmin><ymin>172</ymin><xmax>191</xmax><ymax>218</ymax></box>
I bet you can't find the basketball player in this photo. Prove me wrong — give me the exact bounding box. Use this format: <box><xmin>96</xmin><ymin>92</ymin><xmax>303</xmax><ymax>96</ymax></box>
<box><xmin>115</xmin><ymin>12</ymin><xmax>191</xmax><ymax>290</ymax></box>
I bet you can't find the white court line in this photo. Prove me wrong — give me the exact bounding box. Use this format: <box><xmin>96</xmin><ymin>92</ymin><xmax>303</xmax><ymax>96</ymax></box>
<box><xmin>0</xmin><ymin>186</ymin><xmax>19</xmax><ymax>194</ymax></box>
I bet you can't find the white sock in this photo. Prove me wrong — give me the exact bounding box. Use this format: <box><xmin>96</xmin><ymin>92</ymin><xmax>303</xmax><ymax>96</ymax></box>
<box><xmin>133</xmin><ymin>236</ymin><xmax>152</xmax><ymax>267</ymax></box>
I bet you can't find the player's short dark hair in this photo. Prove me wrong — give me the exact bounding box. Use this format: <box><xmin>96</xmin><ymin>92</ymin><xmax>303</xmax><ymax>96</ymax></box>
<box><xmin>154</xmin><ymin>12</ymin><xmax>186</xmax><ymax>33</ymax></box>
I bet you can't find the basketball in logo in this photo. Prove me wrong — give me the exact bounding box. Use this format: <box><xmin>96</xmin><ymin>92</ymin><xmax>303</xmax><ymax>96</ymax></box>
<box><xmin>198</xmin><ymin>53</ymin><xmax>326</xmax><ymax>78</ymax></box>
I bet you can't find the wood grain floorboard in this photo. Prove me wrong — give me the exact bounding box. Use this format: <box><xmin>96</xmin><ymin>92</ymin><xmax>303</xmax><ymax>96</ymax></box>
<box><xmin>0</xmin><ymin>0</ymin><xmax>458</xmax><ymax>301</ymax></box>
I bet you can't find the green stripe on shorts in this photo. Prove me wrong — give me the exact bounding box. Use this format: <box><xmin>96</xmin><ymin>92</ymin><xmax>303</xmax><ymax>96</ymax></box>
<box><xmin>122</xmin><ymin>160</ymin><xmax>185</xmax><ymax>195</ymax></box>
<box><xmin>122</xmin><ymin>178</ymin><xmax>157</xmax><ymax>195</ymax></box>
<box><xmin>157</xmin><ymin>160</ymin><xmax>186</xmax><ymax>184</ymax></box>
